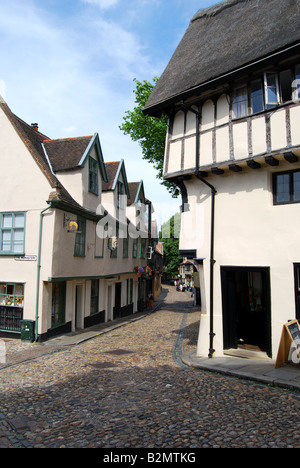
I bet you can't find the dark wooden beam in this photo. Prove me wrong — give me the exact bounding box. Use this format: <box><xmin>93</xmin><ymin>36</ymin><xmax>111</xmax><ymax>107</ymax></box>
<box><xmin>284</xmin><ymin>152</ymin><xmax>299</xmax><ymax>164</ymax></box>
<box><xmin>211</xmin><ymin>167</ymin><xmax>224</xmax><ymax>175</ymax></box>
<box><xmin>247</xmin><ymin>160</ymin><xmax>261</xmax><ymax>170</ymax></box>
<box><xmin>265</xmin><ymin>156</ymin><xmax>279</xmax><ymax>166</ymax></box>
<box><xmin>197</xmin><ymin>171</ymin><xmax>208</xmax><ymax>178</ymax></box>
<box><xmin>229</xmin><ymin>164</ymin><xmax>242</xmax><ymax>173</ymax></box>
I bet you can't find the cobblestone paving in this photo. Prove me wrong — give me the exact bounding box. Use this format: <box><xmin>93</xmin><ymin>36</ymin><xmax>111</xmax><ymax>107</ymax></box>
<box><xmin>0</xmin><ymin>286</ymin><xmax>300</xmax><ymax>448</ymax></box>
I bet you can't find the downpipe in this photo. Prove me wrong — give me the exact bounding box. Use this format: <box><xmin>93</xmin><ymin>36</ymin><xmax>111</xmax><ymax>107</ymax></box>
<box><xmin>181</xmin><ymin>101</ymin><xmax>217</xmax><ymax>358</ymax></box>
<box><xmin>35</xmin><ymin>204</ymin><xmax>52</xmax><ymax>341</ymax></box>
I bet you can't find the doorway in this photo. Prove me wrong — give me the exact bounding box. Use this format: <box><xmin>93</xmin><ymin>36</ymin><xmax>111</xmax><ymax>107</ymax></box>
<box><xmin>107</xmin><ymin>285</ymin><xmax>113</xmax><ymax>321</ymax></box>
<box><xmin>114</xmin><ymin>283</ymin><xmax>122</xmax><ymax>319</ymax></box>
<box><xmin>75</xmin><ymin>285</ymin><xmax>84</xmax><ymax>329</ymax></box>
<box><xmin>221</xmin><ymin>267</ymin><xmax>271</xmax><ymax>357</ymax></box>
<box><xmin>294</xmin><ymin>264</ymin><xmax>300</xmax><ymax>321</ymax></box>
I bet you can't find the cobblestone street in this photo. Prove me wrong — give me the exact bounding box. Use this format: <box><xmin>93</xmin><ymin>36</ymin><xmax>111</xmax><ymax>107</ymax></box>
<box><xmin>0</xmin><ymin>286</ymin><xmax>299</xmax><ymax>449</ymax></box>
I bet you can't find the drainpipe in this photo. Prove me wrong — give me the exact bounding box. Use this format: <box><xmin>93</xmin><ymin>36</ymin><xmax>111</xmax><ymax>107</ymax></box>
<box><xmin>181</xmin><ymin>101</ymin><xmax>217</xmax><ymax>358</ymax></box>
<box><xmin>35</xmin><ymin>204</ymin><xmax>52</xmax><ymax>341</ymax></box>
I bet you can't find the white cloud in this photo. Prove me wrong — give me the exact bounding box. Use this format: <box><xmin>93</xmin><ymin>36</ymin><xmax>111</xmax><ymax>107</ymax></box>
<box><xmin>0</xmin><ymin>0</ymin><xmax>173</xmax><ymax>209</ymax></box>
<box><xmin>83</xmin><ymin>0</ymin><xmax>119</xmax><ymax>9</ymax></box>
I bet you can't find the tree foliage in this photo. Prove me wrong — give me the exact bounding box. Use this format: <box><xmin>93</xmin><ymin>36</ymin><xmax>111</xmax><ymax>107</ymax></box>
<box><xmin>159</xmin><ymin>213</ymin><xmax>182</xmax><ymax>277</ymax></box>
<box><xmin>120</xmin><ymin>78</ymin><xmax>179</xmax><ymax>197</ymax></box>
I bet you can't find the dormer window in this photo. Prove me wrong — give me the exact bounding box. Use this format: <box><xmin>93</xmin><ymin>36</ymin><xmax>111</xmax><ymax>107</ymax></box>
<box><xmin>89</xmin><ymin>157</ymin><xmax>98</xmax><ymax>195</ymax></box>
<box><xmin>117</xmin><ymin>181</ymin><xmax>124</xmax><ymax>208</ymax></box>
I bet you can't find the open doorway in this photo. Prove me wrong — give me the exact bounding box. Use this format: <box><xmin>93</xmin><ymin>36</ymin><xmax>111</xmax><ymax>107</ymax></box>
<box><xmin>75</xmin><ymin>284</ymin><xmax>84</xmax><ymax>330</ymax></box>
<box><xmin>221</xmin><ymin>267</ymin><xmax>271</xmax><ymax>357</ymax></box>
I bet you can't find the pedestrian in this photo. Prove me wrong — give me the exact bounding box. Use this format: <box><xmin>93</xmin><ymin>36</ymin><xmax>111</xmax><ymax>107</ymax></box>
<box><xmin>148</xmin><ymin>293</ymin><xmax>154</xmax><ymax>309</ymax></box>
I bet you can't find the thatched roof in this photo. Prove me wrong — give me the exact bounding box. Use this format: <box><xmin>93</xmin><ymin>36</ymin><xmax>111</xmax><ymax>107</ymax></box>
<box><xmin>144</xmin><ymin>0</ymin><xmax>300</xmax><ymax>115</ymax></box>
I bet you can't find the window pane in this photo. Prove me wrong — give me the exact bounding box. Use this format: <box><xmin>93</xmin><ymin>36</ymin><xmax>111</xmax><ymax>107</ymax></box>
<box><xmin>1</xmin><ymin>231</ymin><xmax>11</xmax><ymax>251</ymax></box>
<box><xmin>251</xmin><ymin>80</ymin><xmax>264</xmax><ymax>113</ymax></box>
<box><xmin>293</xmin><ymin>65</ymin><xmax>300</xmax><ymax>101</ymax></box>
<box><xmin>276</xmin><ymin>174</ymin><xmax>290</xmax><ymax>203</ymax></box>
<box><xmin>232</xmin><ymin>86</ymin><xmax>248</xmax><ymax>118</ymax></box>
<box><xmin>13</xmin><ymin>229</ymin><xmax>24</xmax><ymax>253</ymax></box>
<box><xmin>89</xmin><ymin>157</ymin><xmax>98</xmax><ymax>194</ymax></box>
<box><xmin>74</xmin><ymin>218</ymin><xmax>86</xmax><ymax>256</ymax></box>
<box><xmin>266</xmin><ymin>73</ymin><xmax>278</xmax><ymax>106</ymax></box>
<box><xmin>2</xmin><ymin>215</ymin><xmax>12</xmax><ymax>228</ymax></box>
<box><xmin>14</xmin><ymin>214</ymin><xmax>25</xmax><ymax>228</ymax></box>
<box><xmin>280</xmin><ymin>69</ymin><xmax>293</xmax><ymax>102</ymax></box>
<box><xmin>293</xmin><ymin>172</ymin><xmax>300</xmax><ymax>202</ymax></box>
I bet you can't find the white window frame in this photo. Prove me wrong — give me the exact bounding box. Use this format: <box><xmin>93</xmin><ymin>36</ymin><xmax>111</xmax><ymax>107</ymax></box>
<box><xmin>264</xmin><ymin>72</ymin><xmax>280</xmax><ymax>108</ymax></box>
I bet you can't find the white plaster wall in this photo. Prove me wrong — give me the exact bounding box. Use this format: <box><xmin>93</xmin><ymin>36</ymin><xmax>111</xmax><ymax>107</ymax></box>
<box><xmin>252</xmin><ymin>117</ymin><xmax>267</xmax><ymax>155</ymax></box>
<box><xmin>172</xmin><ymin>111</ymin><xmax>185</xmax><ymax>139</ymax></box>
<box><xmin>232</xmin><ymin>122</ymin><xmax>248</xmax><ymax>159</ymax></box>
<box><xmin>0</xmin><ymin>107</ymin><xmax>55</xmax><ymax>327</ymax></box>
<box><xmin>184</xmin><ymin>167</ymin><xmax>300</xmax><ymax>359</ymax></box>
<box><xmin>290</xmin><ymin>106</ymin><xmax>300</xmax><ymax>146</ymax></box>
<box><xmin>270</xmin><ymin>109</ymin><xmax>287</xmax><ymax>151</ymax></box>
<box><xmin>168</xmin><ymin>141</ymin><xmax>182</xmax><ymax>173</ymax></box>
<box><xmin>216</xmin><ymin>127</ymin><xmax>230</xmax><ymax>162</ymax></box>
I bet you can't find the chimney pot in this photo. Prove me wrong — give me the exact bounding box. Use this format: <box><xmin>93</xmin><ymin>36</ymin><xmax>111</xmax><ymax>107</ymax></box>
<box><xmin>31</xmin><ymin>123</ymin><xmax>39</xmax><ymax>131</ymax></box>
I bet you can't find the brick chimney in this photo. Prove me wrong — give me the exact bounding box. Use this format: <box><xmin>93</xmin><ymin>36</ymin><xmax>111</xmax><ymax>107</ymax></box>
<box><xmin>31</xmin><ymin>123</ymin><xmax>39</xmax><ymax>131</ymax></box>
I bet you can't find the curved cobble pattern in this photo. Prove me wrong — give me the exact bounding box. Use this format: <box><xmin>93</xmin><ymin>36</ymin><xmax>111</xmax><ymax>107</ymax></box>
<box><xmin>0</xmin><ymin>286</ymin><xmax>300</xmax><ymax>448</ymax></box>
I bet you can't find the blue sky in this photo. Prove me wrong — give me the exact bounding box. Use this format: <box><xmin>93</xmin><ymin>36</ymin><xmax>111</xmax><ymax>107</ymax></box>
<box><xmin>0</xmin><ymin>0</ymin><xmax>220</xmax><ymax>224</ymax></box>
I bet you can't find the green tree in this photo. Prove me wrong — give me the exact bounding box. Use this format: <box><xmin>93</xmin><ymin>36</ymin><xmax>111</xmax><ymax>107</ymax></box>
<box><xmin>159</xmin><ymin>213</ymin><xmax>182</xmax><ymax>277</ymax></box>
<box><xmin>120</xmin><ymin>77</ymin><xmax>179</xmax><ymax>197</ymax></box>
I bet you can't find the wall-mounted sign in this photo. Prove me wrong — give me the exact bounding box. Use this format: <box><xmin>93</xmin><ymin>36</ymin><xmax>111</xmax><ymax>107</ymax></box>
<box><xmin>14</xmin><ymin>255</ymin><xmax>37</xmax><ymax>262</ymax></box>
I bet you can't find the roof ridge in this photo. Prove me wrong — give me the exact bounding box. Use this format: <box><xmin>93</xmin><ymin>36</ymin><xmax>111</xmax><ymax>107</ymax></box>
<box><xmin>191</xmin><ymin>0</ymin><xmax>249</xmax><ymax>22</ymax></box>
<box><xmin>44</xmin><ymin>135</ymin><xmax>93</xmax><ymax>143</ymax></box>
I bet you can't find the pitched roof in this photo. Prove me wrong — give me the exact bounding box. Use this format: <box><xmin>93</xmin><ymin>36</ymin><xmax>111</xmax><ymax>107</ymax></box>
<box><xmin>102</xmin><ymin>161</ymin><xmax>121</xmax><ymax>191</ymax></box>
<box><xmin>102</xmin><ymin>160</ymin><xmax>130</xmax><ymax>199</ymax></box>
<box><xmin>0</xmin><ymin>101</ymin><xmax>57</xmax><ymax>187</ymax></box>
<box><xmin>144</xmin><ymin>0</ymin><xmax>300</xmax><ymax>115</ymax></box>
<box><xmin>43</xmin><ymin>136</ymin><xmax>93</xmax><ymax>172</ymax></box>
<box><xmin>127</xmin><ymin>181</ymin><xmax>144</xmax><ymax>206</ymax></box>
<box><xmin>0</xmin><ymin>101</ymin><xmax>100</xmax><ymax>216</ymax></box>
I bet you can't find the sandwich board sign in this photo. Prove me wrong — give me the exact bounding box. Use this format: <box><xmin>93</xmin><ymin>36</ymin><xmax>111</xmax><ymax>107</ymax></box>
<box><xmin>275</xmin><ymin>320</ymin><xmax>300</xmax><ymax>368</ymax></box>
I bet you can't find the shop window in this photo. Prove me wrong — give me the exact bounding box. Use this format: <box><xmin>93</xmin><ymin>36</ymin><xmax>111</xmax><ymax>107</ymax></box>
<box><xmin>0</xmin><ymin>283</ymin><xmax>24</xmax><ymax>332</ymax></box>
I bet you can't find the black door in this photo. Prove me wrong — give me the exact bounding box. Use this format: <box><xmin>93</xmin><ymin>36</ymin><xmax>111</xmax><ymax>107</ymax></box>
<box><xmin>294</xmin><ymin>264</ymin><xmax>300</xmax><ymax>321</ymax></box>
<box><xmin>114</xmin><ymin>283</ymin><xmax>122</xmax><ymax>319</ymax></box>
<box><xmin>221</xmin><ymin>267</ymin><xmax>272</xmax><ymax>357</ymax></box>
